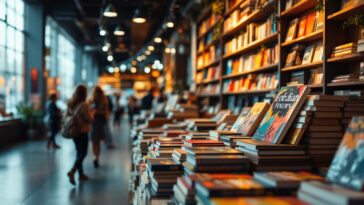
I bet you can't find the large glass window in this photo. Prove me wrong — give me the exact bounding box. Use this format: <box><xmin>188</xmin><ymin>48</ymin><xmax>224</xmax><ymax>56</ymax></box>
<box><xmin>45</xmin><ymin>17</ymin><xmax>76</xmax><ymax>101</ymax></box>
<box><xmin>0</xmin><ymin>0</ymin><xmax>25</xmax><ymax>114</ymax></box>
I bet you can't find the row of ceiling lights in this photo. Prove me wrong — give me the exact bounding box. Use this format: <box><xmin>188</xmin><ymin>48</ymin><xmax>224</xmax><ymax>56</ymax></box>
<box><xmin>102</xmin><ymin>2</ymin><xmax>176</xmax><ymax>74</ymax></box>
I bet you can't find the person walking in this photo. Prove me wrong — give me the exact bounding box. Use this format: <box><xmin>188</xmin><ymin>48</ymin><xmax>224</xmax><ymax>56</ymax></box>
<box><xmin>141</xmin><ymin>89</ymin><xmax>154</xmax><ymax>110</ymax></box>
<box><xmin>66</xmin><ymin>85</ymin><xmax>93</xmax><ymax>185</ymax></box>
<box><xmin>89</xmin><ymin>86</ymin><xmax>108</xmax><ymax>168</ymax></box>
<box><xmin>127</xmin><ymin>95</ymin><xmax>138</xmax><ymax>126</ymax></box>
<box><xmin>46</xmin><ymin>93</ymin><xmax>62</xmax><ymax>149</ymax></box>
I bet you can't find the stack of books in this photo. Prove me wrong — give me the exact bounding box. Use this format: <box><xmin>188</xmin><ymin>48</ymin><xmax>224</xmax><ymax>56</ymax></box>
<box><xmin>172</xmin><ymin>148</ymin><xmax>187</xmax><ymax>163</ymax></box>
<box><xmin>194</xmin><ymin>174</ymin><xmax>268</xmax><ymax>205</ymax></box>
<box><xmin>146</xmin><ymin>158</ymin><xmax>183</xmax><ymax>198</ymax></box>
<box><xmin>331</xmin><ymin>42</ymin><xmax>357</xmax><ymax>58</ymax></box>
<box><xmin>331</xmin><ymin>74</ymin><xmax>360</xmax><ymax>83</ymax></box>
<box><xmin>235</xmin><ymin>85</ymin><xmax>311</xmax><ymax>171</ymax></box>
<box><xmin>300</xmin><ymin>95</ymin><xmax>347</xmax><ymax>171</ymax></box>
<box><xmin>298</xmin><ymin>116</ymin><xmax>364</xmax><ymax>205</ymax></box>
<box><xmin>253</xmin><ymin>171</ymin><xmax>323</xmax><ymax>193</ymax></box>
<box><xmin>182</xmin><ymin>146</ymin><xmax>249</xmax><ymax>175</ymax></box>
<box><xmin>173</xmin><ymin>175</ymin><xmax>197</xmax><ymax>205</ymax></box>
<box><xmin>341</xmin><ymin>97</ymin><xmax>364</xmax><ymax>130</ymax></box>
<box><xmin>236</xmin><ymin>139</ymin><xmax>310</xmax><ymax>171</ymax></box>
<box><xmin>148</xmin><ymin>137</ymin><xmax>184</xmax><ymax>158</ymax></box>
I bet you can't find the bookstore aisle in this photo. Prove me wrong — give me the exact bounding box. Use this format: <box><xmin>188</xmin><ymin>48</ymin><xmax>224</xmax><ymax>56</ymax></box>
<box><xmin>0</xmin><ymin>121</ymin><xmax>130</xmax><ymax>205</ymax></box>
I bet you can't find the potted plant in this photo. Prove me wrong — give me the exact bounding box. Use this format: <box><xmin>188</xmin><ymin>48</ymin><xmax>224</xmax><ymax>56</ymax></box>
<box><xmin>16</xmin><ymin>102</ymin><xmax>42</xmax><ymax>139</ymax></box>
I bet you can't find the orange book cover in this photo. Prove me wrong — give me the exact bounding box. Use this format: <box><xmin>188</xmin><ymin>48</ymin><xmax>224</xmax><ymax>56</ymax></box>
<box><xmin>297</xmin><ymin>15</ymin><xmax>307</xmax><ymax>38</ymax></box>
<box><xmin>305</xmin><ymin>12</ymin><xmax>316</xmax><ymax>34</ymax></box>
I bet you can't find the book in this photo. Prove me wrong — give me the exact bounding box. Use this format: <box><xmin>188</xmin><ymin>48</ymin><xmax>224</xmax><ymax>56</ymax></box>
<box><xmin>254</xmin><ymin>171</ymin><xmax>323</xmax><ymax>189</ymax></box>
<box><xmin>299</xmin><ymin>181</ymin><xmax>364</xmax><ymax>205</ymax></box>
<box><xmin>252</xmin><ymin>85</ymin><xmax>309</xmax><ymax>144</ymax></box>
<box><xmin>312</xmin><ymin>42</ymin><xmax>323</xmax><ymax>62</ymax></box>
<box><xmin>315</xmin><ymin>11</ymin><xmax>324</xmax><ymax>31</ymax></box>
<box><xmin>183</xmin><ymin>140</ymin><xmax>224</xmax><ymax>148</ymax></box>
<box><xmin>285</xmin><ymin>18</ymin><xmax>299</xmax><ymax>42</ymax></box>
<box><xmin>297</xmin><ymin>15</ymin><xmax>308</xmax><ymax>38</ymax></box>
<box><xmin>302</xmin><ymin>45</ymin><xmax>315</xmax><ymax>64</ymax></box>
<box><xmin>231</xmin><ymin>107</ymin><xmax>252</xmax><ymax>132</ymax></box>
<box><xmin>234</xmin><ymin>102</ymin><xmax>270</xmax><ymax>136</ymax></box>
<box><xmin>210</xmin><ymin>196</ymin><xmax>309</xmax><ymax>205</ymax></box>
<box><xmin>326</xmin><ymin>116</ymin><xmax>364</xmax><ymax>191</ymax></box>
<box><xmin>305</xmin><ymin>11</ymin><xmax>316</xmax><ymax>34</ymax></box>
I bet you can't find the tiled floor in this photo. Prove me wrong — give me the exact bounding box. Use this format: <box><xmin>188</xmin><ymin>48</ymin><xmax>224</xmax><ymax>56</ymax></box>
<box><xmin>0</xmin><ymin>121</ymin><xmax>130</xmax><ymax>205</ymax></box>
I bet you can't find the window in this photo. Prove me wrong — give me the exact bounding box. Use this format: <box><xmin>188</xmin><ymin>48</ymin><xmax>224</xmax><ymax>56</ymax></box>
<box><xmin>45</xmin><ymin>17</ymin><xmax>76</xmax><ymax>101</ymax></box>
<box><xmin>0</xmin><ymin>0</ymin><xmax>25</xmax><ymax>114</ymax></box>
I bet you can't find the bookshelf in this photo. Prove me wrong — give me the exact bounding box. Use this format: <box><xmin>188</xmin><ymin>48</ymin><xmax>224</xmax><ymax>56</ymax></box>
<box><xmin>193</xmin><ymin>0</ymin><xmax>364</xmax><ymax>109</ymax></box>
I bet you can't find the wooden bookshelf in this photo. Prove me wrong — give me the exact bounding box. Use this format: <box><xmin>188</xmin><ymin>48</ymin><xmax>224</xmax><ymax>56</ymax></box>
<box><xmin>327</xmin><ymin>80</ymin><xmax>364</xmax><ymax>87</ymax></box>
<box><xmin>281</xmin><ymin>61</ymin><xmax>323</xmax><ymax>72</ymax></box>
<box><xmin>193</xmin><ymin>0</ymin><xmax>364</xmax><ymax>109</ymax></box>
<box><xmin>200</xmin><ymin>79</ymin><xmax>220</xmax><ymax>85</ymax></box>
<box><xmin>281</xmin><ymin>0</ymin><xmax>318</xmax><ymax>17</ymax></box>
<box><xmin>327</xmin><ymin>1</ymin><xmax>364</xmax><ymax>21</ymax></box>
<box><xmin>281</xmin><ymin>30</ymin><xmax>323</xmax><ymax>47</ymax></box>
<box><xmin>223</xmin><ymin>33</ymin><xmax>278</xmax><ymax>59</ymax></box>
<box><xmin>222</xmin><ymin>63</ymin><xmax>278</xmax><ymax>79</ymax></box>
<box><xmin>327</xmin><ymin>53</ymin><xmax>364</xmax><ymax>63</ymax></box>
<box><xmin>223</xmin><ymin>88</ymin><xmax>277</xmax><ymax>95</ymax></box>
<box><xmin>222</xmin><ymin>2</ymin><xmax>275</xmax><ymax>38</ymax></box>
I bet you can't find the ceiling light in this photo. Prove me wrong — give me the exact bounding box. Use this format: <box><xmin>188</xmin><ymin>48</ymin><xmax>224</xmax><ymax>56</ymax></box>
<box><xmin>114</xmin><ymin>67</ymin><xmax>120</xmax><ymax>73</ymax></box>
<box><xmin>120</xmin><ymin>64</ymin><xmax>127</xmax><ymax>71</ymax></box>
<box><xmin>154</xmin><ymin>37</ymin><xmax>162</xmax><ymax>43</ymax></box>
<box><xmin>132</xmin><ymin>60</ymin><xmax>137</xmax><ymax>66</ymax></box>
<box><xmin>108</xmin><ymin>66</ymin><xmax>114</xmax><ymax>73</ymax></box>
<box><xmin>165</xmin><ymin>48</ymin><xmax>171</xmax><ymax>53</ymax></box>
<box><xmin>132</xmin><ymin>9</ymin><xmax>147</xmax><ymax>23</ymax></box>
<box><xmin>99</xmin><ymin>29</ymin><xmax>107</xmax><ymax>36</ymax></box>
<box><xmin>131</xmin><ymin>67</ymin><xmax>137</xmax><ymax>73</ymax></box>
<box><xmin>144</xmin><ymin>66</ymin><xmax>151</xmax><ymax>73</ymax></box>
<box><xmin>102</xmin><ymin>45</ymin><xmax>109</xmax><ymax>52</ymax></box>
<box><xmin>141</xmin><ymin>55</ymin><xmax>146</xmax><ymax>60</ymax></box>
<box><xmin>166</xmin><ymin>21</ymin><xmax>174</xmax><ymax>28</ymax></box>
<box><xmin>148</xmin><ymin>45</ymin><xmax>154</xmax><ymax>51</ymax></box>
<box><xmin>114</xmin><ymin>26</ymin><xmax>125</xmax><ymax>36</ymax></box>
<box><xmin>170</xmin><ymin>48</ymin><xmax>176</xmax><ymax>54</ymax></box>
<box><xmin>103</xmin><ymin>3</ymin><xmax>118</xmax><ymax>17</ymax></box>
<box><xmin>107</xmin><ymin>55</ymin><xmax>114</xmax><ymax>62</ymax></box>
<box><xmin>137</xmin><ymin>56</ymin><xmax>143</xmax><ymax>62</ymax></box>
<box><xmin>145</xmin><ymin>50</ymin><xmax>151</xmax><ymax>55</ymax></box>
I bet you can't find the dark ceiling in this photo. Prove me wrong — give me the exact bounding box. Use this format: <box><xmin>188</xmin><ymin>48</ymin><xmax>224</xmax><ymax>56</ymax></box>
<box><xmin>44</xmin><ymin>0</ymin><xmax>185</xmax><ymax>69</ymax></box>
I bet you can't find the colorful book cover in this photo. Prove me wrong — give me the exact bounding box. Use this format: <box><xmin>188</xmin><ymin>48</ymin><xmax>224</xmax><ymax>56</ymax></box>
<box><xmin>327</xmin><ymin>116</ymin><xmax>364</xmax><ymax>191</ymax></box>
<box><xmin>252</xmin><ymin>85</ymin><xmax>309</xmax><ymax>144</ymax></box>
<box><xmin>297</xmin><ymin>15</ymin><xmax>308</xmax><ymax>38</ymax></box>
<box><xmin>236</xmin><ymin>102</ymin><xmax>270</xmax><ymax>136</ymax></box>
<box><xmin>231</xmin><ymin>107</ymin><xmax>252</xmax><ymax>132</ymax></box>
<box><xmin>211</xmin><ymin>196</ymin><xmax>309</xmax><ymax>205</ymax></box>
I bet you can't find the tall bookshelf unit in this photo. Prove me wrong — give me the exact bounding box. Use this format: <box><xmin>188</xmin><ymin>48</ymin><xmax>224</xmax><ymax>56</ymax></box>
<box><xmin>194</xmin><ymin>0</ymin><xmax>364</xmax><ymax>111</ymax></box>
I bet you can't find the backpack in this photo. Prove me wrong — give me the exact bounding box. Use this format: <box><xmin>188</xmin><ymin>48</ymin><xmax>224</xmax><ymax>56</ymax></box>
<box><xmin>61</xmin><ymin>104</ymin><xmax>83</xmax><ymax>139</ymax></box>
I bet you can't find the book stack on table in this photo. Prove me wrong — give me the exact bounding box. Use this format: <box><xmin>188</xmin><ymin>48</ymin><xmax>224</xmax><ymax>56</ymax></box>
<box><xmin>146</xmin><ymin>158</ymin><xmax>183</xmax><ymax>199</ymax></box>
<box><xmin>299</xmin><ymin>95</ymin><xmax>347</xmax><ymax>171</ymax></box>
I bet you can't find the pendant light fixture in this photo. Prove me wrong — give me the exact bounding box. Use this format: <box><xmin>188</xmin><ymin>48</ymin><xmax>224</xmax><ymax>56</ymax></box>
<box><xmin>154</xmin><ymin>37</ymin><xmax>162</xmax><ymax>43</ymax></box>
<box><xmin>132</xmin><ymin>8</ymin><xmax>147</xmax><ymax>23</ymax></box>
<box><xmin>103</xmin><ymin>3</ymin><xmax>118</xmax><ymax>17</ymax></box>
<box><xmin>114</xmin><ymin>26</ymin><xmax>125</xmax><ymax>36</ymax></box>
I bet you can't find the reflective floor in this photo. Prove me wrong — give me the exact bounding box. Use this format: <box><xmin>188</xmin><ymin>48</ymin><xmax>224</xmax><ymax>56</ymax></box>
<box><xmin>0</xmin><ymin>120</ymin><xmax>130</xmax><ymax>205</ymax></box>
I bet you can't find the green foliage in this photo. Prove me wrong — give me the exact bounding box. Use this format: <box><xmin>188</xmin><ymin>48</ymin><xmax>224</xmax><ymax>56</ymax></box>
<box><xmin>16</xmin><ymin>102</ymin><xmax>42</xmax><ymax>128</ymax></box>
<box><xmin>343</xmin><ymin>14</ymin><xmax>364</xmax><ymax>29</ymax></box>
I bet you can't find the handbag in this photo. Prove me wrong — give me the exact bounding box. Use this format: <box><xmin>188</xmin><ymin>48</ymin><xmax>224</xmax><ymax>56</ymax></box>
<box><xmin>61</xmin><ymin>104</ymin><xmax>83</xmax><ymax>139</ymax></box>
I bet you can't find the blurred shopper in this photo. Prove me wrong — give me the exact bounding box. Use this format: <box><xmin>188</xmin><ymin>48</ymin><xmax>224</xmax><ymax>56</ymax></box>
<box><xmin>89</xmin><ymin>86</ymin><xmax>108</xmax><ymax>168</ymax></box>
<box><xmin>105</xmin><ymin>95</ymin><xmax>115</xmax><ymax>149</ymax></box>
<box><xmin>141</xmin><ymin>89</ymin><xmax>154</xmax><ymax>110</ymax></box>
<box><xmin>46</xmin><ymin>93</ymin><xmax>62</xmax><ymax>149</ymax></box>
<box><xmin>113</xmin><ymin>93</ymin><xmax>124</xmax><ymax>127</ymax></box>
<box><xmin>127</xmin><ymin>96</ymin><xmax>138</xmax><ymax>126</ymax></box>
<box><xmin>66</xmin><ymin>85</ymin><xmax>93</xmax><ymax>185</ymax></box>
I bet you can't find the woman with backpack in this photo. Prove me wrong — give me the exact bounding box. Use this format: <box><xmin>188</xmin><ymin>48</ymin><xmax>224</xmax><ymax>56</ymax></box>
<box><xmin>89</xmin><ymin>86</ymin><xmax>108</xmax><ymax>168</ymax></box>
<box><xmin>66</xmin><ymin>85</ymin><xmax>93</xmax><ymax>185</ymax></box>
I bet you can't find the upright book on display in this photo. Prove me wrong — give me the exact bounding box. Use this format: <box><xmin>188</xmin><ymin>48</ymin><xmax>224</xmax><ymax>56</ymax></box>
<box><xmin>326</xmin><ymin>116</ymin><xmax>364</xmax><ymax>191</ymax></box>
<box><xmin>253</xmin><ymin>85</ymin><xmax>309</xmax><ymax>144</ymax></box>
